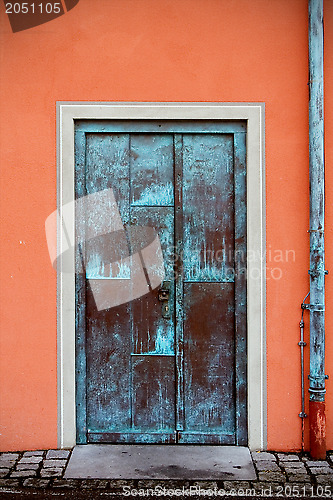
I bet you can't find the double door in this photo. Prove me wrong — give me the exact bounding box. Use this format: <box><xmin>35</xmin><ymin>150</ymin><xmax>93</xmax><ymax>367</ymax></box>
<box><xmin>75</xmin><ymin>120</ymin><xmax>247</xmax><ymax>445</ymax></box>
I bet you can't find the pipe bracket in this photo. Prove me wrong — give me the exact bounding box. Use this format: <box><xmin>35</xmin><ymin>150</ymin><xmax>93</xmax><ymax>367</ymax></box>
<box><xmin>302</xmin><ymin>303</ymin><xmax>325</xmax><ymax>312</ymax></box>
<box><xmin>308</xmin><ymin>269</ymin><xmax>328</xmax><ymax>278</ymax></box>
<box><xmin>308</xmin><ymin>388</ymin><xmax>326</xmax><ymax>394</ymax></box>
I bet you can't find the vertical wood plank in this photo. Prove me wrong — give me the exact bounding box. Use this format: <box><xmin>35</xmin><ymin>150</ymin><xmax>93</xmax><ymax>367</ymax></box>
<box><xmin>84</xmin><ymin>133</ymin><xmax>132</xmax><ymax>436</ymax></box>
<box><xmin>234</xmin><ymin>132</ymin><xmax>247</xmax><ymax>445</ymax></box>
<box><xmin>74</xmin><ymin>129</ymin><xmax>87</xmax><ymax>444</ymax></box>
<box><xmin>174</xmin><ymin>134</ymin><xmax>184</xmax><ymax>433</ymax></box>
<box><xmin>129</xmin><ymin>134</ymin><xmax>176</xmax><ymax>438</ymax></box>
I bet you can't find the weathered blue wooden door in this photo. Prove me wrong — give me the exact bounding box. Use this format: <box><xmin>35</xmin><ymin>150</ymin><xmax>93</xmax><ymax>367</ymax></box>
<box><xmin>75</xmin><ymin>120</ymin><xmax>247</xmax><ymax>445</ymax></box>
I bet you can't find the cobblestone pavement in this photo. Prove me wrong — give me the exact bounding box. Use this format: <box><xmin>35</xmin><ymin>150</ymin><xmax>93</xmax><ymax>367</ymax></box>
<box><xmin>0</xmin><ymin>449</ymin><xmax>332</xmax><ymax>498</ymax></box>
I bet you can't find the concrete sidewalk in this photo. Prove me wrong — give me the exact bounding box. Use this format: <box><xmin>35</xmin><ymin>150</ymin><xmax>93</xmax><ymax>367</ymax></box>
<box><xmin>0</xmin><ymin>448</ymin><xmax>333</xmax><ymax>498</ymax></box>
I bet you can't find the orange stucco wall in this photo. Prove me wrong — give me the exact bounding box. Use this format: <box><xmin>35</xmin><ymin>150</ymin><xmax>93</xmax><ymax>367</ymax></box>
<box><xmin>0</xmin><ymin>0</ymin><xmax>332</xmax><ymax>452</ymax></box>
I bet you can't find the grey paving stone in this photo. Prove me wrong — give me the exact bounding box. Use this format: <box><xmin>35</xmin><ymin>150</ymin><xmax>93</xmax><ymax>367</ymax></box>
<box><xmin>254</xmin><ymin>460</ymin><xmax>281</xmax><ymax>471</ymax></box>
<box><xmin>308</xmin><ymin>467</ymin><xmax>333</xmax><ymax>475</ymax></box>
<box><xmin>0</xmin><ymin>460</ymin><xmax>16</xmax><ymax>468</ymax></box>
<box><xmin>251</xmin><ymin>482</ymin><xmax>284</xmax><ymax>494</ymax></box>
<box><xmin>0</xmin><ymin>469</ymin><xmax>9</xmax><ymax>478</ymax></box>
<box><xmin>284</xmin><ymin>481</ymin><xmax>313</xmax><ymax>492</ymax></box>
<box><xmin>23</xmin><ymin>451</ymin><xmax>44</xmax><ymax>457</ymax></box>
<box><xmin>108</xmin><ymin>479</ymin><xmax>132</xmax><ymax>488</ymax></box>
<box><xmin>285</xmin><ymin>467</ymin><xmax>308</xmax><ymax>476</ymax></box>
<box><xmin>43</xmin><ymin>459</ymin><xmax>67</xmax><ymax>468</ymax></box>
<box><xmin>40</xmin><ymin>468</ymin><xmax>63</xmax><ymax>478</ymax></box>
<box><xmin>282</xmin><ymin>461</ymin><xmax>305</xmax><ymax>467</ymax></box>
<box><xmin>307</xmin><ymin>460</ymin><xmax>330</xmax><ymax>467</ymax></box>
<box><xmin>251</xmin><ymin>480</ymin><xmax>265</xmax><ymax>487</ymax></box>
<box><xmin>223</xmin><ymin>481</ymin><xmax>252</xmax><ymax>491</ymax></box>
<box><xmin>16</xmin><ymin>463</ymin><xmax>40</xmax><ymax>471</ymax></box>
<box><xmin>285</xmin><ymin>470</ymin><xmax>309</xmax><ymax>479</ymax></box>
<box><xmin>10</xmin><ymin>469</ymin><xmax>37</xmax><ymax>478</ymax></box>
<box><xmin>282</xmin><ymin>462</ymin><xmax>307</xmax><ymax>474</ymax></box>
<box><xmin>81</xmin><ymin>479</ymin><xmax>109</xmax><ymax>488</ymax></box>
<box><xmin>157</xmin><ymin>480</ymin><xmax>190</xmax><ymax>489</ymax></box>
<box><xmin>136</xmin><ymin>480</ymin><xmax>162</xmax><ymax>488</ymax></box>
<box><xmin>259</xmin><ymin>471</ymin><xmax>286</xmax><ymax>482</ymax></box>
<box><xmin>277</xmin><ymin>454</ymin><xmax>300</xmax><ymax>462</ymax></box>
<box><xmin>23</xmin><ymin>478</ymin><xmax>50</xmax><ymax>488</ymax></box>
<box><xmin>283</xmin><ymin>464</ymin><xmax>307</xmax><ymax>473</ymax></box>
<box><xmin>19</xmin><ymin>456</ymin><xmax>43</xmax><ymax>464</ymax></box>
<box><xmin>287</xmin><ymin>473</ymin><xmax>311</xmax><ymax>482</ymax></box>
<box><xmin>46</xmin><ymin>449</ymin><xmax>70</xmax><ymax>460</ymax></box>
<box><xmin>0</xmin><ymin>453</ymin><xmax>19</xmax><ymax>461</ymax></box>
<box><xmin>23</xmin><ymin>450</ymin><xmax>44</xmax><ymax>457</ymax></box>
<box><xmin>251</xmin><ymin>452</ymin><xmax>277</xmax><ymax>462</ymax></box>
<box><xmin>109</xmin><ymin>479</ymin><xmax>136</xmax><ymax>490</ymax></box>
<box><xmin>0</xmin><ymin>478</ymin><xmax>20</xmax><ymax>487</ymax></box>
<box><xmin>315</xmin><ymin>475</ymin><xmax>333</xmax><ymax>485</ymax></box>
<box><xmin>191</xmin><ymin>481</ymin><xmax>218</xmax><ymax>490</ymax></box>
<box><xmin>136</xmin><ymin>480</ymin><xmax>186</xmax><ymax>489</ymax></box>
<box><xmin>52</xmin><ymin>479</ymin><xmax>81</xmax><ymax>488</ymax></box>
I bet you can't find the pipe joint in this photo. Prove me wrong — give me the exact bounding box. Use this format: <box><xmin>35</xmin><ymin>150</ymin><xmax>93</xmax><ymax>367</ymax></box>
<box><xmin>309</xmin><ymin>388</ymin><xmax>326</xmax><ymax>402</ymax></box>
<box><xmin>308</xmin><ymin>374</ymin><xmax>326</xmax><ymax>385</ymax></box>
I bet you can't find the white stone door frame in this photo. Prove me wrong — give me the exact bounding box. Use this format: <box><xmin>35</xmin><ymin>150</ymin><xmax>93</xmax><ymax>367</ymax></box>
<box><xmin>56</xmin><ymin>102</ymin><xmax>266</xmax><ymax>450</ymax></box>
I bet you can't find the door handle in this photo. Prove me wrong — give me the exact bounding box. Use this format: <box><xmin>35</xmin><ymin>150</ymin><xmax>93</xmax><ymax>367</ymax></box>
<box><xmin>158</xmin><ymin>287</ymin><xmax>170</xmax><ymax>302</ymax></box>
<box><xmin>158</xmin><ymin>281</ymin><xmax>171</xmax><ymax>318</ymax></box>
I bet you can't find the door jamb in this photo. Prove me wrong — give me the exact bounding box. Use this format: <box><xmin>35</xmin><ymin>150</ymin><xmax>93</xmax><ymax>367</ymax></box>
<box><xmin>56</xmin><ymin>102</ymin><xmax>266</xmax><ymax>450</ymax></box>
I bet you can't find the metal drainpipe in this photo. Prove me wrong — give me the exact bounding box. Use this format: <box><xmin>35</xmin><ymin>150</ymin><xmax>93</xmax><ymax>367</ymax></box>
<box><xmin>308</xmin><ymin>0</ymin><xmax>326</xmax><ymax>460</ymax></box>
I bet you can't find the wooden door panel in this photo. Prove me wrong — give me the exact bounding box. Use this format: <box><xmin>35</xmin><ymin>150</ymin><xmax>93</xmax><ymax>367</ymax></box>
<box><xmin>182</xmin><ymin>283</ymin><xmax>235</xmax><ymax>442</ymax></box>
<box><xmin>130</xmin><ymin>207</ymin><xmax>175</xmax><ymax>282</ymax></box>
<box><xmin>132</xmin><ymin>355</ymin><xmax>175</xmax><ymax>432</ymax></box>
<box><xmin>85</xmin><ymin>133</ymin><xmax>130</xmax><ymax>224</ymax></box>
<box><xmin>182</xmin><ymin>134</ymin><xmax>235</xmax><ymax>282</ymax></box>
<box><xmin>130</xmin><ymin>208</ymin><xmax>175</xmax><ymax>356</ymax></box>
<box><xmin>86</xmin><ymin>298</ymin><xmax>132</xmax><ymax>433</ymax></box>
<box><xmin>130</xmin><ymin>134</ymin><xmax>174</xmax><ymax>207</ymax></box>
